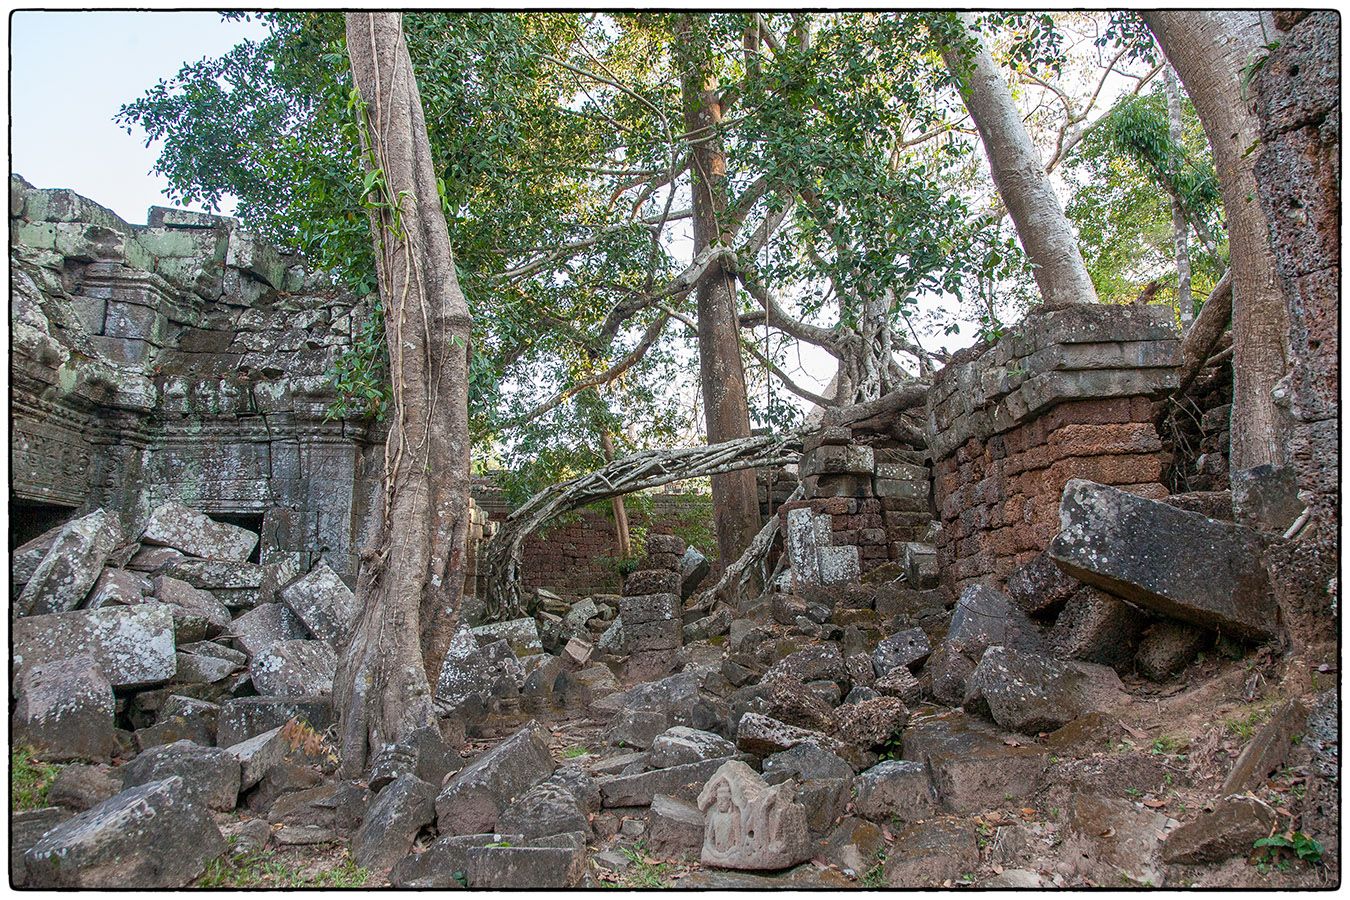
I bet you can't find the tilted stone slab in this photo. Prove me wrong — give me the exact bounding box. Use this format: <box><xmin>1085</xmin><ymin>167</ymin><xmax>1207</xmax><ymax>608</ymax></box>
<box><xmin>121</xmin><ymin>740</ymin><xmax>241</xmax><ymax>811</ymax></box>
<box><xmin>1048</xmin><ymin>479</ymin><xmax>1277</xmax><ymax>640</ymax></box>
<box><xmin>229</xmin><ymin>602</ymin><xmax>307</xmax><ymax>658</ymax></box>
<box><xmin>250</xmin><ymin>639</ymin><xmax>337</xmax><ymax>697</ymax></box>
<box><xmin>13</xmin><ymin>655</ymin><xmax>120</xmax><ymax>762</ymax></box>
<box><xmin>435</xmin><ymin>626</ymin><xmax>493</xmax><ymax>714</ymax></box>
<box><xmin>962</xmin><ymin>646</ymin><xmax>1129</xmax><ymax>734</ymax></box>
<box><xmin>140</xmin><ymin>501</ymin><xmax>258</xmax><ymax>561</ymax></box>
<box><xmin>216</xmin><ymin>696</ymin><xmax>333</xmax><ymax>748</ymax></box>
<box><xmin>435</xmin><ymin>722</ymin><xmax>554</xmax><ymax>835</ymax></box>
<box><xmin>17</xmin><ymin>509</ymin><xmax>122</xmax><ymax>617</ymax></box>
<box><xmin>597</xmin><ymin>756</ymin><xmax>735</xmax><ymax>807</ymax></box>
<box><xmin>24</xmin><ymin>776</ymin><xmax>226</xmax><ymax>887</ymax></box>
<box><xmin>279</xmin><ymin>563</ymin><xmax>357</xmax><ymax>647</ymax></box>
<box><xmin>470</xmin><ymin>617</ymin><xmax>542</xmax><ymax>655</ymax></box>
<box><xmin>13</xmin><ymin>604</ymin><xmax>176</xmax><ymax>688</ymax></box>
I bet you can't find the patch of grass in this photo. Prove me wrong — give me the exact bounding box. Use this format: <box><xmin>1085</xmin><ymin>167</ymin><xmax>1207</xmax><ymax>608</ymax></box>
<box><xmin>861</xmin><ymin>849</ymin><xmax>887</xmax><ymax>888</ymax></box>
<box><xmin>618</xmin><ymin>842</ymin><xmax>672</xmax><ymax>888</ymax></box>
<box><xmin>1150</xmin><ymin>735</ymin><xmax>1188</xmax><ymax>756</ymax></box>
<box><xmin>12</xmin><ymin>746</ymin><xmax>63</xmax><ymax>811</ymax></box>
<box><xmin>196</xmin><ymin>842</ymin><xmax>370</xmax><ymax>888</ymax></box>
<box><xmin>562</xmin><ymin>745</ymin><xmax>589</xmax><ymax>759</ymax></box>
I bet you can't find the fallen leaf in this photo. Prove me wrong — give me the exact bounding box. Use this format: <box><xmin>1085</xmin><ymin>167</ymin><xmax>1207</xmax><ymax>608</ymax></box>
<box><xmin>1143</xmin><ymin>798</ymin><xmax>1166</xmax><ymax>809</ymax></box>
<box><xmin>1021</xmin><ymin>807</ymin><xmax>1037</xmax><ymax>818</ymax></box>
<box><xmin>1099</xmin><ymin>827</ymin><xmax>1116</xmax><ymax>838</ymax></box>
<box><xmin>1118</xmin><ymin>721</ymin><xmax>1151</xmax><ymax>741</ymax></box>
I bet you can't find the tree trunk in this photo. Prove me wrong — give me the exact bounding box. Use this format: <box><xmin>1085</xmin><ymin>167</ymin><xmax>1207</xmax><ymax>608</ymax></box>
<box><xmin>335</xmin><ymin>11</ymin><xmax>473</xmax><ymax>776</ymax></box>
<box><xmin>675</xmin><ymin>13</ymin><xmax>761</xmax><ymax>566</ymax></box>
<box><xmin>939</xmin><ymin>13</ymin><xmax>1099</xmax><ymax>309</ymax></box>
<box><xmin>1164</xmin><ymin>64</ymin><xmax>1194</xmax><ymax>325</ymax></box>
<box><xmin>599</xmin><ymin>430</ymin><xmax>632</xmax><ymax>558</ymax></box>
<box><xmin>1142</xmin><ymin>11</ymin><xmax>1290</xmax><ymax>472</ymax></box>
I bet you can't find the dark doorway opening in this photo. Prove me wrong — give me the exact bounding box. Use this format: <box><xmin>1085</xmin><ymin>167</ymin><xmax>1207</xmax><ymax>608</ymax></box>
<box><xmin>10</xmin><ymin>496</ymin><xmax>77</xmax><ymax>551</ymax></box>
<box><xmin>211</xmin><ymin>512</ymin><xmax>266</xmax><ymax>563</ymax></box>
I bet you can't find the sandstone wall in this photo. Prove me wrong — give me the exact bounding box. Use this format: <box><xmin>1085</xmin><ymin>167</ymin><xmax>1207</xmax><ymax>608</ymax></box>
<box><xmin>926</xmin><ymin>305</ymin><xmax>1180</xmax><ymax>592</ymax></box>
<box><xmin>10</xmin><ymin>176</ymin><xmax>382</xmax><ymax>578</ymax></box>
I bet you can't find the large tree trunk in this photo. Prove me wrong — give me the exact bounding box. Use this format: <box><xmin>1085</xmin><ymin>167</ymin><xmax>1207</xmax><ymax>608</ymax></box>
<box><xmin>335</xmin><ymin>12</ymin><xmax>473</xmax><ymax>776</ymax></box>
<box><xmin>939</xmin><ymin>13</ymin><xmax>1099</xmax><ymax>309</ymax></box>
<box><xmin>1163</xmin><ymin>65</ymin><xmax>1194</xmax><ymax>325</ymax></box>
<box><xmin>675</xmin><ymin>13</ymin><xmax>762</xmax><ymax>566</ymax></box>
<box><xmin>1142</xmin><ymin>11</ymin><xmax>1290</xmax><ymax>472</ymax></box>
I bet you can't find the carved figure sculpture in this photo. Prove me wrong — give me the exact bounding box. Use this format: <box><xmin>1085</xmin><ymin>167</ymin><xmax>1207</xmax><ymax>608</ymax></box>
<box><xmin>697</xmin><ymin>760</ymin><xmax>810</xmax><ymax>870</ymax></box>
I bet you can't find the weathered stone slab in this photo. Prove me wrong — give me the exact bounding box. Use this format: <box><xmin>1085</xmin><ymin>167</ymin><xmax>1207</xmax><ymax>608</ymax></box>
<box><xmin>872</xmin><ymin>628</ymin><xmax>931</xmax><ymax>676</ymax></box>
<box><xmin>13</xmin><ymin>655</ymin><xmax>119</xmax><ymax>762</ymax></box>
<box><xmin>229</xmin><ymin>602</ymin><xmax>307</xmax><ymax>658</ymax></box>
<box><xmin>121</xmin><ymin>740</ymin><xmax>241</xmax><ymax>811</ymax></box>
<box><xmin>1163</xmin><ymin>795</ymin><xmax>1278</xmax><ymax>864</ymax></box>
<box><xmin>735</xmin><ymin>713</ymin><xmax>840</xmax><ymax>758</ymax></box>
<box><xmin>649</xmin><ymin>726</ymin><xmax>736</xmax><ymax>769</ymax></box>
<box><xmin>153</xmin><ymin>574</ymin><xmax>232</xmax><ymax>633</ymax></box>
<box><xmin>13</xmin><ymin>604</ymin><xmax>177</xmax><ymax>688</ymax></box>
<box><xmin>279</xmin><ymin>563</ymin><xmax>357</xmax><ymax>647</ymax></box>
<box><xmin>497</xmin><ymin>778</ymin><xmax>591</xmax><ymax>840</ymax></box>
<box><xmin>24</xmin><ymin>777</ymin><xmax>226</xmax><ymax>887</ymax></box>
<box><xmin>435</xmin><ymin>625</ymin><xmax>492</xmax><ymax>715</ymax></box>
<box><xmin>1048</xmin><ymin>480</ymin><xmax>1277</xmax><ymax>640</ymax></box>
<box><xmin>471</xmin><ymin>617</ymin><xmax>542</xmax><ymax>655</ymax></box>
<box><xmin>85</xmin><ymin>568</ymin><xmax>149</xmax><ymax>608</ymax></box>
<box><xmin>10</xmin><ymin>807</ymin><xmax>70</xmax><ymax>886</ymax></box>
<box><xmin>963</xmin><ymin>646</ymin><xmax>1128</xmax><ymax>733</ymax></box>
<box><xmin>140</xmin><ymin>502</ymin><xmax>258</xmax><ymax>561</ymax></box>
<box><xmin>679</xmin><ymin>547</ymin><xmax>711</xmax><ymax>598</ymax></box>
<box><xmin>389</xmin><ymin>832</ymin><xmax>523</xmax><ymax>888</ymax></box>
<box><xmin>435</xmin><ymin>722</ymin><xmax>554</xmax><ymax>835</ymax></box>
<box><xmin>883</xmin><ymin>816</ymin><xmax>980</xmax><ymax>887</ymax></box>
<box><xmin>216</xmin><ymin>696</ymin><xmax>333</xmax><ymax>747</ymax></box>
<box><xmin>854</xmin><ymin>760</ymin><xmax>934</xmax><ymax>823</ymax></box>
<box><xmin>249</xmin><ymin>639</ymin><xmax>336</xmax><ymax>697</ymax></box>
<box><xmin>465</xmin><ymin>833</ymin><xmax>587</xmax><ymax>888</ymax></box>
<box><xmin>901</xmin><ymin>711</ymin><xmax>1048</xmax><ymax>814</ymax></box>
<box><xmin>352</xmin><ymin>773</ymin><xmax>436</xmax><ymax>876</ymax></box>
<box><xmin>598</xmin><ymin>756</ymin><xmax>734</xmax><ymax>807</ymax></box>
<box><xmin>17</xmin><ymin>509</ymin><xmax>122</xmax><ymax>616</ymax></box>
<box><xmin>1062</xmin><ymin>793</ymin><xmax>1177</xmax><ymax>886</ymax></box>
<box><xmin>931</xmin><ymin>583</ymin><xmax>1045</xmax><ymax>705</ymax></box>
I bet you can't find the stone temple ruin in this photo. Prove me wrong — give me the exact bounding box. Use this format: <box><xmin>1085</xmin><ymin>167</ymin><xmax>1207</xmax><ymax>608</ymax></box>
<box><xmin>7</xmin><ymin>16</ymin><xmax>1341</xmax><ymax>888</ymax></box>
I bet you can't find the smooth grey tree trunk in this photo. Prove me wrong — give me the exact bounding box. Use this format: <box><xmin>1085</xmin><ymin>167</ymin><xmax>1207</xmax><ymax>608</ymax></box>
<box><xmin>940</xmin><ymin>13</ymin><xmax>1099</xmax><ymax>309</ymax></box>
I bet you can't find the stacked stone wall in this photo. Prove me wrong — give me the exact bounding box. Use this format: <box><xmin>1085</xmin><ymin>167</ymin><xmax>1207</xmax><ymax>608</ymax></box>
<box><xmin>927</xmin><ymin>305</ymin><xmax>1180</xmax><ymax>593</ymax></box>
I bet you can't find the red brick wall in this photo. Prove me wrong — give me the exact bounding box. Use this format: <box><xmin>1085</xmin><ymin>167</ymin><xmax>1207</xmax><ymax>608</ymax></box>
<box><xmin>934</xmin><ymin>397</ymin><xmax>1170</xmax><ymax>592</ymax></box>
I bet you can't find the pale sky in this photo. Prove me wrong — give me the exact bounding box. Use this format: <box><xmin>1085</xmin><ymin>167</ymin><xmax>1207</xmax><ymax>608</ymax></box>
<box><xmin>10</xmin><ymin>11</ymin><xmax>268</xmax><ymax>224</ymax></box>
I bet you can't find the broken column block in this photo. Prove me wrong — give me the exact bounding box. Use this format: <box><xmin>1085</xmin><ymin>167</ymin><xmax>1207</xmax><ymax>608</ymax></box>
<box><xmin>140</xmin><ymin>501</ymin><xmax>258</xmax><ymax>561</ymax></box>
<box><xmin>13</xmin><ymin>655</ymin><xmax>119</xmax><ymax>762</ymax></box>
<box><xmin>17</xmin><ymin>509</ymin><xmax>122</xmax><ymax>617</ymax></box>
<box><xmin>962</xmin><ymin>646</ymin><xmax>1128</xmax><ymax>733</ymax></box>
<box><xmin>279</xmin><ymin>563</ymin><xmax>357</xmax><ymax>647</ymax></box>
<box><xmin>13</xmin><ymin>604</ymin><xmax>177</xmax><ymax>688</ymax></box>
<box><xmin>1048</xmin><ymin>479</ymin><xmax>1277</xmax><ymax>641</ymax></box>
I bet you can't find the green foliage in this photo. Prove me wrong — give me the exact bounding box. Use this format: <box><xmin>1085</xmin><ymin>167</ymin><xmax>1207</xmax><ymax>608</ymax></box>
<box><xmin>562</xmin><ymin>745</ymin><xmax>590</xmax><ymax>759</ymax></box>
<box><xmin>11</xmin><ymin>746</ymin><xmax>62</xmax><ymax>811</ymax></box>
<box><xmin>617</xmin><ymin>841</ymin><xmax>673</xmax><ymax>888</ymax></box>
<box><xmin>1254</xmin><ymin>832</ymin><xmax>1324</xmax><ymax>868</ymax></box>
<box><xmin>196</xmin><ymin>841</ymin><xmax>371</xmax><ymax>888</ymax></box>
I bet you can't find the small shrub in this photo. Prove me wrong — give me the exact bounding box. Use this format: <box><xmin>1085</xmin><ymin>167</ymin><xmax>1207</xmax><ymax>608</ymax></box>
<box><xmin>12</xmin><ymin>746</ymin><xmax>62</xmax><ymax>811</ymax></box>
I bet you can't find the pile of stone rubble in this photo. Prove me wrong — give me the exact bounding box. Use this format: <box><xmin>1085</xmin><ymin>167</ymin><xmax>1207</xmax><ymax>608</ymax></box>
<box><xmin>9</xmin><ymin>479</ymin><xmax>1335</xmax><ymax>888</ymax></box>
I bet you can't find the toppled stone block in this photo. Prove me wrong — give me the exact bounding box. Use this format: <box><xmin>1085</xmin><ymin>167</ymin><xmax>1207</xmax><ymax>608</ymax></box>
<box><xmin>140</xmin><ymin>502</ymin><xmax>258</xmax><ymax>561</ymax></box>
<box><xmin>250</xmin><ymin>639</ymin><xmax>337</xmax><ymax>697</ymax></box>
<box><xmin>13</xmin><ymin>604</ymin><xmax>177</xmax><ymax>689</ymax></box>
<box><xmin>465</xmin><ymin>833</ymin><xmax>588</xmax><ymax>889</ymax></box>
<box><xmin>1063</xmin><ymin>793</ymin><xmax>1177</xmax><ymax>886</ymax></box>
<box><xmin>901</xmin><ymin>711</ymin><xmax>1048</xmax><ymax>814</ymax></box>
<box><xmin>901</xmin><ymin>542</ymin><xmax>938</xmax><ymax>588</ymax></box>
<box><xmin>931</xmin><ymin>583</ymin><xmax>1044</xmax><ymax>705</ymax></box>
<box><xmin>646</xmin><ymin>533</ymin><xmax>687</xmax><ymax>557</ymax></box>
<box><xmin>135</xmin><ymin>694</ymin><xmax>218</xmax><ymax>749</ymax></box>
<box><xmin>833</xmin><ymin>697</ymin><xmax>909</xmax><ymax>749</ymax></box>
<box><xmin>85</xmin><ymin>568</ymin><xmax>149</xmax><ymax>609</ymax></box>
<box><xmin>153</xmin><ymin>574</ymin><xmax>232</xmax><ymax>634</ymax></box>
<box><xmin>697</xmin><ymin>760</ymin><xmax>811</xmax><ymax>870</ymax></box>
<box><xmin>625</xmin><ymin>568</ymin><xmax>680</xmax><ymax>596</ymax></box>
<box><xmin>801</xmin><ymin>443</ymin><xmax>875</xmax><ymax>478</ymax></box>
<box><xmin>279</xmin><ymin>563</ymin><xmax>357</xmax><ymax>646</ymax></box>
<box><xmin>48</xmin><ymin>764</ymin><xmax>123</xmax><ymax>811</ymax></box>
<box><xmin>764</xmin><ymin>643</ymin><xmax>847</xmax><ymax>686</ymax></box>
<box><xmin>1134</xmin><ymin>620</ymin><xmax>1210</xmax><ymax>681</ymax></box>
<box><xmin>762</xmin><ymin>742</ymin><xmax>854</xmax><ymax>783</ymax></box>
<box><xmin>1163</xmin><ymin>795</ymin><xmax>1278</xmax><ymax>864</ymax></box>
<box><xmin>10</xmin><ymin>807</ymin><xmax>70</xmax><ymax>888</ymax></box>
<box><xmin>11</xmin><ymin>521</ymin><xmax>67</xmax><ymax>590</ymax></box>
<box><xmin>228</xmin><ymin>603</ymin><xmax>308</xmax><ymax>658</ymax></box>
<box><xmin>1048</xmin><ymin>479</ymin><xmax>1277</xmax><ymax>641</ymax></box>
<box><xmin>649</xmin><ymin>726</ymin><xmax>736</xmax><ymax>769</ymax></box>
<box><xmin>1048</xmin><ymin>586</ymin><xmax>1147</xmax><ymax>669</ymax></box>
<box><xmin>389</xmin><ymin>832</ymin><xmax>523</xmax><ymax>888</ymax></box>
<box><xmin>598</xmin><ymin>756</ymin><xmax>733</xmax><ymax>807</ymax></box>
<box><xmin>471</xmin><ymin>617</ymin><xmax>542</xmax><ymax>656</ymax></box>
<box><xmin>435</xmin><ymin>722</ymin><xmax>554</xmax><ymax>835</ymax></box>
<box><xmin>647</xmin><ymin>794</ymin><xmax>704</xmax><ymax>860</ymax></box>
<box><xmin>121</xmin><ymin>739</ymin><xmax>241</xmax><ymax>811</ymax></box>
<box><xmin>853</xmin><ymin>760</ymin><xmax>935</xmax><ymax>823</ymax></box>
<box><xmin>25</xmin><ymin>777</ymin><xmax>226</xmax><ymax>887</ymax></box>
<box><xmin>497</xmin><ymin>777</ymin><xmax>592</xmax><ymax>840</ymax></box>
<box><xmin>817</xmin><ymin>546</ymin><xmax>861</xmax><ymax>585</ymax></box>
<box><xmin>435</xmin><ymin>626</ymin><xmax>492</xmax><ymax>715</ymax></box>
<box><xmin>874</xmin><ymin>667</ymin><xmax>922</xmax><ymax>704</ymax></box>
<box><xmin>17</xmin><ymin>509</ymin><xmax>122</xmax><ymax>616</ymax></box>
<box><xmin>683</xmin><ymin>607</ymin><xmax>732</xmax><ymax>643</ymax></box>
<box><xmin>963</xmin><ymin>646</ymin><xmax>1128</xmax><ymax>733</ymax></box>
<box><xmin>872</xmin><ymin>628</ymin><xmax>931</xmax><ymax>676</ymax></box>
<box><xmin>883</xmin><ymin>817</ymin><xmax>979</xmax><ymax>887</ymax></box>
<box><xmin>735</xmin><ymin>712</ymin><xmax>838</xmax><ymax>757</ymax></box>
<box><xmin>1005</xmin><ymin>550</ymin><xmax>1082</xmax><ymax>617</ymax></box>
<box><xmin>352</xmin><ymin>773</ymin><xmax>436</xmax><ymax>876</ymax></box>
<box><xmin>217</xmin><ymin>696</ymin><xmax>333</xmax><ymax>747</ymax></box>
<box><xmin>561</xmin><ymin>636</ymin><xmax>593</xmax><ymax>670</ymax></box>
<box><xmin>13</xmin><ymin>655</ymin><xmax>119</xmax><ymax>762</ymax></box>
<box><xmin>679</xmin><ymin>547</ymin><xmax>711</xmax><ymax>598</ymax></box>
